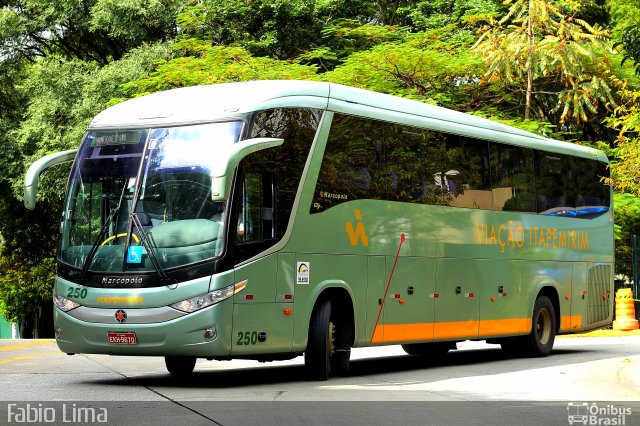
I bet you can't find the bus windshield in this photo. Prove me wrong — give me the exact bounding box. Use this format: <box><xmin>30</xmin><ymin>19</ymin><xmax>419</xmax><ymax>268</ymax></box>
<box><xmin>60</xmin><ymin>121</ymin><xmax>243</xmax><ymax>273</ymax></box>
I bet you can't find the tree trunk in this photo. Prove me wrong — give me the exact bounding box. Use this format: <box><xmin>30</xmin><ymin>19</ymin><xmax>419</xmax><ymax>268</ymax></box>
<box><xmin>525</xmin><ymin>0</ymin><xmax>534</xmax><ymax>120</ymax></box>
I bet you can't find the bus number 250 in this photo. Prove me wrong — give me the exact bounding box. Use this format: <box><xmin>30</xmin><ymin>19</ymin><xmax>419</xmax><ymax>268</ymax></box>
<box><xmin>236</xmin><ymin>331</ymin><xmax>259</xmax><ymax>346</ymax></box>
<box><xmin>67</xmin><ymin>287</ymin><xmax>88</xmax><ymax>299</ymax></box>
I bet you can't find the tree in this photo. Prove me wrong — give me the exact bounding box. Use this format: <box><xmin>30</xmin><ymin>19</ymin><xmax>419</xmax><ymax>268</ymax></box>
<box><xmin>604</xmin><ymin>87</ymin><xmax>640</xmax><ymax>194</ymax></box>
<box><xmin>119</xmin><ymin>38</ymin><xmax>318</xmax><ymax>96</ymax></box>
<box><xmin>618</xmin><ymin>24</ymin><xmax>640</xmax><ymax>74</ymax></box>
<box><xmin>611</xmin><ymin>192</ymin><xmax>640</xmax><ymax>277</ymax></box>
<box><xmin>473</xmin><ymin>0</ymin><xmax>616</xmax><ymax>123</ymax></box>
<box><xmin>0</xmin><ymin>182</ymin><xmax>59</xmax><ymax>331</ymax></box>
<box><xmin>13</xmin><ymin>42</ymin><xmax>175</xmax><ymax>196</ymax></box>
<box><xmin>323</xmin><ymin>29</ymin><xmax>486</xmax><ymax>107</ymax></box>
<box><xmin>0</xmin><ymin>42</ymin><xmax>174</xmax><ymax>326</ymax></box>
<box><xmin>608</xmin><ymin>0</ymin><xmax>640</xmax><ymax>74</ymax></box>
<box><xmin>399</xmin><ymin>0</ymin><xmax>503</xmax><ymax>31</ymax></box>
<box><xmin>177</xmin><ymin>0</ymin><xmax>335</xmax><ymax>60</ymax></box>
<box><xmin>297</xmin><ymin>19</ymin><xmax>408</xmax><ymax>71</ymax></box>
<box><xmin>608</xmin><ymin>0</ymin><xmax>640</xmax><ymax>41</ymax></box>
<box><xmin>0</xmin><ymin>0</ymin><xmax>180</xmax><ymax>64</ymax></box>
<box><xmin>175</xmin><ymin>1</ymin><xmax>451</xmax><ymax>60</ymax></box>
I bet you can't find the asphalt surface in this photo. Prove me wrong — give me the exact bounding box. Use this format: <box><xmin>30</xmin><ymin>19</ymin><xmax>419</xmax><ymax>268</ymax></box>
<box><xmin>1</xmin><ymin>336</ymin><xmax>639</xmax><ymax>425</ymax></box>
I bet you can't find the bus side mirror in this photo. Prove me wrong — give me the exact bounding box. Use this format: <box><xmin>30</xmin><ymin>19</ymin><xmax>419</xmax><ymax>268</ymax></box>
<box><xmin>24</xmin><ymin>149</ymin><xmax>78</xmax><ymax>210</ymax></box>
<box><xmin>210</xmin><ymin>137</ymin><xmax>284</xmax><ymax>201</ymax></box>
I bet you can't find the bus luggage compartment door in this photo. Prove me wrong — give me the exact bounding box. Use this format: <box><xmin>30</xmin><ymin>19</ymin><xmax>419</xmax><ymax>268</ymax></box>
<box><xmin>434</xmin><ymin>258</ymin><xmax>480</xmax><ymax>340</ymax></box>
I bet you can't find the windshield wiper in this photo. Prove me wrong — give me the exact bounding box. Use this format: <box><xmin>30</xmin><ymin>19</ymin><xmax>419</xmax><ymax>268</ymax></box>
<box><xmin>78</xmin><ymin>180</ymin><xmax>128</xmax><ymax>283</ymax></box>
<box><xmin>128</xmin><ymin>213</ymin><xmax>172</xmax><ymax>283</ymax></box>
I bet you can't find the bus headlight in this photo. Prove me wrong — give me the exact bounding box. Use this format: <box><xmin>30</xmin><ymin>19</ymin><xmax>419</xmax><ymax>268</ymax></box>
<box><xmin>53</xmin><ymin>293</ymin><xmax>80</xmax><ymax>312</ymax></box>
<box><xmin>170</xmin><ymin>281</ymin><xmax>247</xmax><ymax>313</ymax></box>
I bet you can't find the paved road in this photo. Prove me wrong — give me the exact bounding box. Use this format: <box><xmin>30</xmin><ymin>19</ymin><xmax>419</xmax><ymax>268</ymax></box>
<box><xmin>1</xmin><ymin>337</ymin><xmax>639</xmax><ymax>425</ymax></box>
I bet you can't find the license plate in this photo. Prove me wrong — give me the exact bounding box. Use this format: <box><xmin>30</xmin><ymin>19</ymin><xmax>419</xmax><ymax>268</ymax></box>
<box><xmin>107</xmin><ymin>332</ymin><xmax>137</xmax><ymax>344</ymax></box>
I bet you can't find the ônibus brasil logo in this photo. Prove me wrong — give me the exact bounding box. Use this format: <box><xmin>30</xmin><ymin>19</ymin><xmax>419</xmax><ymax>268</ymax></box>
<box><xmin>567</xmin><ymin>402</ymin><xmax>632</xmax><ymax>425</ymax></box>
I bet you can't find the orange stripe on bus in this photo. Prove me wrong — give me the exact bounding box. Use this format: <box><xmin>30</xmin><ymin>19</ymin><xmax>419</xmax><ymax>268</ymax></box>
<box><xmin>560</xmin><ymin>315</ymin><xmax>582</xmax><ymax>331</ymax></box>
<box><xmin>478</xmin><ymin>318</ymin><xmax>531</xmax><ymax>336</ymax></box>
<box><xmin>371</xmin><ymin>318</ymin><xmax>532</xmax><ymax>344</ymax></box>
<box><xmin>434</xmin><ymin>321</ymin><xmax>479</xmax><ymax>340</ymax></box>
<box><xmin>370</xmin><ymin>323</ymin><xmax>434</xmax><ymax>343</ymax></box>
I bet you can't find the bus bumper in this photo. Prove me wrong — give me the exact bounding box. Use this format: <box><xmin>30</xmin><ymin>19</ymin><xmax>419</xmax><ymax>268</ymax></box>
<box><xmin>53</xmin><ymin>302</ymin><xmax>233</xmax><ymax>357</ymax></box>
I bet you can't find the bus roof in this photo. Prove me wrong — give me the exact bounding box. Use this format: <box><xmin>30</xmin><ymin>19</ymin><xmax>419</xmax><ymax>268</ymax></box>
<box><xmin>88</xmin><ymin>80</ymin><xmax>607</xmax><ymax>163</ymax></box>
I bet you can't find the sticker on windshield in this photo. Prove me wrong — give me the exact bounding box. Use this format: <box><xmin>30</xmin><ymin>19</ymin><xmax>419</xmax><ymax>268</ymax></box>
<box><xmin>92</xmin><ymin>130</ymin><xmax>143</xmax><ymax>147</ymax></box>
<box><xmin>296</xmin><ymin>262</ymin><xmax>310</xmax><ymax>285</ymax></box>
<box><xmin>127</xmin><ymin>246</ymin><xmax>143</xmax><ymax>264</ymax></box>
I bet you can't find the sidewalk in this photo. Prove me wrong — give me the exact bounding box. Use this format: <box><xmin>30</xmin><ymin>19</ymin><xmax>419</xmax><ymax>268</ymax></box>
<box><xmin>0</xmin><ymin>339</ymin><xmax>59</xmax><ymax>369</ymax></box>
<box><xmin>558</xmin><ymin>328</ymin><xmax>640</xmax><ymax>338</ymax></box>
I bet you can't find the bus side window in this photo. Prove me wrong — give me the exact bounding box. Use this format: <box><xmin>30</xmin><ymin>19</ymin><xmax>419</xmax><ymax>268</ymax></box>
<box><xmin>236</xmin><ymin>172</ymin><xmax>275</xmax><ymax>243</ymax></box>
<box><xmin>534</xmin><ymin>152</ymin><xmax>575</xmax><ymax>215</ymax></box>
<box><xmin>232</xmin><ymin>108</ymin><xmax>319</xmax><ymax>264</ymax></box>
<box><xmin>573</xmin><ymin>158</ymin><xmax>611</xmax><ymax>218</ymax></box>
<box><xmin>489</xmin><ymin>143</ymin><xmax>536</xmax><ymax>212</ymax></box>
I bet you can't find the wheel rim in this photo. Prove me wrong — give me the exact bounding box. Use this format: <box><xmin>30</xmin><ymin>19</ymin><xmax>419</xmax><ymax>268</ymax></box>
<box><xmin>329</xmin><ymin>321</ymin><xmax>336</xmax><ymax>358</ymax></box>
<box><xmin>535</xmin><ymin>307</ymin><xmax>552</xmax><ymax>345</ymax></box>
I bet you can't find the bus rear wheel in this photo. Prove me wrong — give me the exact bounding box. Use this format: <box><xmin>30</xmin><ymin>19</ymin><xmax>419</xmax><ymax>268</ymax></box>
<box><xmin>305</xmin><ymin>299</ymin><xmax>350</xmax><ymax>380</ymax></box>
<box><xmin>165</xmin><ymin>356</ymin><xmax>196</xmax><ymax>376</ymax></box>
<box><xmin>501</xmin><ymin>295</ymin><xmax>556</xmax><ymax>357</ymax></box>
<box><xmin>525</xmin><ymin>295</ymin><xmax>556</xmax><ymax>356</ymax></box>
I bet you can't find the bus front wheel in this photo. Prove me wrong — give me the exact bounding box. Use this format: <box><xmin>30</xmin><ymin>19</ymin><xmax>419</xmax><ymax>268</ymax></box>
<box><xmin>165</xmin><ymin>356</ymin><xmax>196</xmax><ymax>376</ymax></box>
<box><xmin>305</xmin><ymin>299</ymin><xmax>349</xmax><ymax>380</ymax></box>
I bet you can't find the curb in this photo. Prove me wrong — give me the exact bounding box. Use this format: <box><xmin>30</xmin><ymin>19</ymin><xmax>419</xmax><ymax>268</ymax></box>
<box><xmin>558</xmin><ymin>328</ymin><xmax>640</xmax><ymax>338</ymax></box>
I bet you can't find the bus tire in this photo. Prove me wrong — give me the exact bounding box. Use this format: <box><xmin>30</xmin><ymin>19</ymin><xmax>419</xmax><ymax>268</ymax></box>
<box><xmin>402</xmin><ymin>342</ymin><xmax>454</xmax><ymax>357</ymax></box>
<box><xmin>524</xmin><ymin>295</ymin><xmax>556</xmax><ymax>356</ymax></box>
<box><xmin>305</xmin><ymin>299</ymin><xmax>342</xmax><ymax>380</ymax></box>
<box><xmin>165</xmin><ymin>356</ymin><xmax>196</xmax><ymax>376</ymax></box>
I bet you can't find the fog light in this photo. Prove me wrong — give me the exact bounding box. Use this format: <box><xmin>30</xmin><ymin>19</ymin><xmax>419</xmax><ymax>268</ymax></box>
<box><xmin>54</xmin><ymin>327</ymin><xmax>62</xmax><ymax>340</ymax></box>
<box><xmin>204</xmin><ymin>327</ymin><xmax>217</xmax><ymax>342</ymax></box>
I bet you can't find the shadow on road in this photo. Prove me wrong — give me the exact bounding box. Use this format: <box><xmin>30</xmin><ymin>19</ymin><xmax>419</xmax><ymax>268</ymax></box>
<box><xmin>81</xmin><ymin>345</ymin><xmax>605</xmax><ymax>389</ymax></box>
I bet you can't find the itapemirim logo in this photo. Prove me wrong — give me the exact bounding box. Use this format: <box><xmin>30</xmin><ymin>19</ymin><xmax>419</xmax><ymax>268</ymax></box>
<box><xmin>567</xmin><ymin>402</ymin><xmax>632</xmax><ymax>425</ymax></box>
<box><xmin>346</xmin><ymin>209</ymin><xmax>368</xmax><ymax>246</ymax></box>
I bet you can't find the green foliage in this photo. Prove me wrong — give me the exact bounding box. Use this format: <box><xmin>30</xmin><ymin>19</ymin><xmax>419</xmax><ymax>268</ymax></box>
<box><xmin>612</xmin><ymin>192</ymin><xmax>640</xmax><ymax>276</ymax></box>
<box><xmin>0</xmin><ymin>0</ymin><xmax>179</xmax><ymax>64</ymax></box>
<box><xmin>0</xmin><ymin>182</ymin><xmax>58</xmax><ymax>323</ymax></box>
<box><xmin>90</xmin><ymin>0</ymin><xmax>180</xmax><ymax>42</ymax></box>
<box><xmin>298</xmin><ymin>20</ymin><xmax>408</xmax><ymax>71</ymax></box>
<box><xmin>325</xmin><ymin>43</ymin><xmax>468</xmax><ymax>102</ymax></box>
<box><xmin>608</xmin><ymin>0</ymin><xmax>640</xmax><ymax>42</ymax></box>
<box><xmin>471</xmin><ymin>109</ymin><xmax>558</xmax><ymax>134</ymax></box>
<box><xmin>0</xmin><ymin>42</ymin><xmax>174</xmax><ymax>323</ymax></box>
<box><xmin>604</xmin><ymin>87</ymin><xmax>640</xmax><ymax>194</ymax></box>
<box><xmin>399</xmin><ymin>0</ymin><xmax>503</xmax><ymax>31</ymax></box>
<box><xmin>120</xmin><ymin>39</ymin><xmax>318</xmax><ymax>95</ymax></box>
<box><xmin>0</xmin><ymin>0</ymin><xmax>639</xmax><ymax>320</ymax></box>
<box><xmin>322</xmin><ymin>27</ymin><xmax>487</xmax><ymax>109</ymax></box>
<box><xmin>618</xmin><ymin>24</ymin><xmax>640</xmax><ymax>74</ymax></box>
<box><xmin>176</xmin><ymin>0</ymin><xmax>333</xmax><ymax>59</ymax></box>
<box><xmin>13</xmin><ymin>42</ymin><xmax>175</xmax><ymax>202</ymax></box>
<box><xmin>0</xmin><ymin>258</ymin><xmax>56</xmax><ymax>323</ymax></box>
<box><xmin>474</xmin><ymin>0</ymin><xmax>617</xmax><ymax>124</ymax></box>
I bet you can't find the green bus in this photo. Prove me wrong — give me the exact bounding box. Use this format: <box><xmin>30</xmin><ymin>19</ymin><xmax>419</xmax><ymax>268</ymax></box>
<box><xmin>24</xmin><ymin>81</ymin><xmax>613</xmax><ymax>380</ymax></box>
